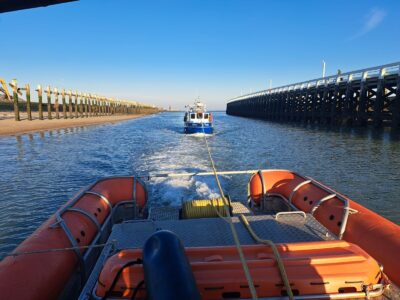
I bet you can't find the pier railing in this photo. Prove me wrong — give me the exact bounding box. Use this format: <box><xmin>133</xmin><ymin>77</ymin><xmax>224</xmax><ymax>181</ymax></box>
<box><xmin>0</xmin><ymin>78</ymin><xmax>159</xmax><ymax>121</ymax></box>
<box><xmin>226</xmin><ymin>62</ymin><xmax>400</xmax><ymax>127</ymax></box>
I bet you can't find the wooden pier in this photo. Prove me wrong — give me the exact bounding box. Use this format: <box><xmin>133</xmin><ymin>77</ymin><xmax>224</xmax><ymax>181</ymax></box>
<box><xmin>226</xmin><ymin>62</ymin><xmax>400</xmax><ymax>128</ymax></box>
<box><xmin>0</xmin><ymin>78</ymin><xmax>159</xmax><ymax>121</ymax></box>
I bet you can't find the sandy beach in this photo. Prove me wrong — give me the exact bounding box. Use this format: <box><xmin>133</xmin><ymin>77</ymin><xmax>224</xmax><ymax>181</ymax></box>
<box><xmin>0</xmin><ymin>112</ymin><xmax>153</xmax><ymax>136</ymax></box>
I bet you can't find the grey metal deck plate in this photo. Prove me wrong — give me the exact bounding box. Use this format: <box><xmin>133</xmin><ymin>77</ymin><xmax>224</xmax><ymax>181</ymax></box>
<box><xmin>149</xmin><ymin>205</ymin><xmax>181</xmax><ymax>220</ymax></box>
<box><xmin>110</xmin><ymin>213</ymin><xmax>335</xmax><ymax>250</ymax></box>
<box><xmin>231</xmin><ymin>201</ymin><xmax>253</xmax><ymax>215</ymax></box>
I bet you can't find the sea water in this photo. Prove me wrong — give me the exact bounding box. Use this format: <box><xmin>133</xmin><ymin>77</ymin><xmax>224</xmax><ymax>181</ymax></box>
<box><xmin>0</xmin><ymin>112</ymin><xmax>399</xmax><ymax>257</ymax></box>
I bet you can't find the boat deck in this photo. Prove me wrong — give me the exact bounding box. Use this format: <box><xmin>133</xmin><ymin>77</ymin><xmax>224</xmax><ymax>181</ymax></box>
<box><xmin>112</xmin><ymin>213</ymin><xmax>335</xmax><ymax>250</ymax></box>
<box><xmin>79</xmin><ymin>203</ymin><xmax>336</xmax><ymax>299</ymax></box>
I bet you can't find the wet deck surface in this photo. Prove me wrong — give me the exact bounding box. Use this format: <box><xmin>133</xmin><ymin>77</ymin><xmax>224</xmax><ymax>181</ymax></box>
<box><xmin>111</xmin><ymin>211</ymin><xmax>335</xmax><ymax>250</ymax></box>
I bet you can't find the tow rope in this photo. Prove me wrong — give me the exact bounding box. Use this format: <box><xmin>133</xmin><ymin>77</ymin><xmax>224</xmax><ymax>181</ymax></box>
<box><xmin>200</xmin><ymin>123</ymin><xmax>258</xmax><ymax>300</ymax></box>
<box><xmin>240</xmin><ymin>214</ymin><xmax>294</xmax><ymax>300</ymax></box>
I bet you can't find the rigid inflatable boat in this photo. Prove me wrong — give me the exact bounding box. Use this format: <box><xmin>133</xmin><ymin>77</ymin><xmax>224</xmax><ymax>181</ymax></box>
<box><xmin>0</xmin><ymin>170</ymin><xmax>399</xmax><ymax>300</ymax></box>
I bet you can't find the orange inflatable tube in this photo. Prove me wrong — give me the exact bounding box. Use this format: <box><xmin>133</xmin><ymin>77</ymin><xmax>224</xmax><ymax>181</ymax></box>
<box><xmin>0</xmin><ymin>177</ymin><xmax>147</xmax><ymax>300</ymax></box>
<box><xmin>249</xmin><ymin>170</ymin><xmax>400</xmax><ymax>286</ymax></box>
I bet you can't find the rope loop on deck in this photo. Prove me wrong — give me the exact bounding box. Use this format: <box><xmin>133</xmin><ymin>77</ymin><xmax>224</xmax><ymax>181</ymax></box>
<box><xmin>240</xmin><ymin>214</ymin><xmax>294</xmax><ymax>300</ymax></box>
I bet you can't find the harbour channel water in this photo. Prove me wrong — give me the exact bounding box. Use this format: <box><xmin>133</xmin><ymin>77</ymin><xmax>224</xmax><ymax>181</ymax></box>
<box><xmin>0</xmin><ymin>112</ymin><xmax>399</xmax><ymax>257</ymax></box>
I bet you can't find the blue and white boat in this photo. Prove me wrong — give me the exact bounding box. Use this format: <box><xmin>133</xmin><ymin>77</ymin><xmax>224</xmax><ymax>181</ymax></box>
<box><xmin>184</xmin><ymin>99</ymin><xmax>213</xmax><ymax>134</ymax></box>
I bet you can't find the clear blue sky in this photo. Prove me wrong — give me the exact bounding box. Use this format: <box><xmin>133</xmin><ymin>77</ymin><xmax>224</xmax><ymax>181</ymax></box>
<box><xmin>1</xmin><ymin>0</ymin><xmax>399</xmax><ymax>110</ymax></box>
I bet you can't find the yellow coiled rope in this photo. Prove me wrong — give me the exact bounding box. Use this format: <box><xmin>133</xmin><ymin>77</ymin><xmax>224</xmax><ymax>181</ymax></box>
<box><xmin>182</xmin><ymin>199</ymin><xmax>230</xmax><ymax>219</ymax></box>
<box><xmin>240</xmin><ymin>214</ymin><xmax>294</xmax><ymax>300</ymax></box>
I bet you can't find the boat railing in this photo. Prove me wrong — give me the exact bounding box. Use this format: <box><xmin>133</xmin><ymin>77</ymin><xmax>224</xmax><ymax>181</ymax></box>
<box><xmin>288</xmin><ymin>180</ymin><xmax>312</xmax><ymax>204</ymax></box>
<box><xmin>51</xmin><ymin>192</ymin><xmax>114</xmax><ymax>286</ymax></box>
<box><xmin>49</xmin><ymin>176</ymin><xmax>143</xmax><ymax>287</ymax></box>
<box><xmin>137</xmin><ymin>169</ymin><xmax>261</xmax><ymax>180</ymax></box>
<box><xmin>227</xmin><ymin>61</ymin><xmax>400</xmax><ymax>103</ymax></box>
<box><xmin>275</xmin><ymin>211</ymin><xmax>307</xmax><ymax>220</ymax></box>
<box><xmin>307</xmin><ymin>181</ymin><xmax>350</xmax><ymax>240</ymax></box>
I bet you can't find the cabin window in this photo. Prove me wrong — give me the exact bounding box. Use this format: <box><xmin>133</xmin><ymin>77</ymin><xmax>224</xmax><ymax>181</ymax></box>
<box><xmin>190</xmin><ymin>113</ymin><xmax>196</xmax><ymax>119</ymax></box>
<box><xmin>197</xmin><ymin>113</ymin><xmax>203</xmax><ymax>119</ymax></box>
<box><xmin>204</xmin><ymin>113</ymin><xmax>209</xmax><ymax>119</ymax></box>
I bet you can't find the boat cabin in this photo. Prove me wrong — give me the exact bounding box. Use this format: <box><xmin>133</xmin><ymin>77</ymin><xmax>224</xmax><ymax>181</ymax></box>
<box><xmin>184</xmin><ymin>112</ymin><xmax>210</xmax><ymax>122</ymax></box>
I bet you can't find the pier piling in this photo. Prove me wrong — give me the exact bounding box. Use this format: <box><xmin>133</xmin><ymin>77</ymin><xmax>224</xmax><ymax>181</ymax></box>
<box><xmin>393</xmin><ymin>75</ymin><xmax>400</xmax><ymax>128</ymax></box>
<box><xmin>88</xmin><ymin>94</ymin><xmax>92</xmax><ymax>117</ymax></box>
<box><xmin>36</xmin><ymin>85</ymin><xmax>44</xmax><ymax>120</ymax></box>
<box><xmin>1</xmin><ymin>77</ymin><xmax>159</xmax><ymax>122</ymax></box>
<box><xmin>46</xmin><ymin>86</ymin><xmax>52</xmax><ymax>120</ymax></box>
<box><xmin>25</xmin><ymin>84</ymin><xmax>32</xmax><ymax>121</ymax></box>
<box><xmin>54</xmin><ymin>88</ymin><xmax>59</xmax><ymax>119</ymax></box>
<box><xmin>68</xmin><ymin>90</ymin><xmax>73</xmax><ymax>118</ymax></box>
<box><xmin>227</xmin><ymin>62</ymin><xmax>400</xmax><ymax>128</ymax></box>
<box><xmin>62</xmin><ymin>89</ymin><xmax>67</xmax><ymax>119</ymax></box>
<box><xmin>79</xmin><ymin>92</ymin><xmax>83</xmax><ymax>117</ymax></box>
<box><xmin>74</xmin><ymin>91</ymin><xmax>78</xmax><ymax>118</ymax></box>
<box><xmin>11</xmin><ymin>79</ymin><xmax>20</xmax><ymax>121</ymax></box>
<box><xmin>84</xmin><ymin>94</ymin><xmax>88</xmax><ymax>117</ymax></box>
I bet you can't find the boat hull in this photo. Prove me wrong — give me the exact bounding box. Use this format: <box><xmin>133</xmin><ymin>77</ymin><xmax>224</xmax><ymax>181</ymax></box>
<box><xmin>184</xmin><ymin>123</ymin><xmax>213</xmax><ymax>134</ymax></box>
